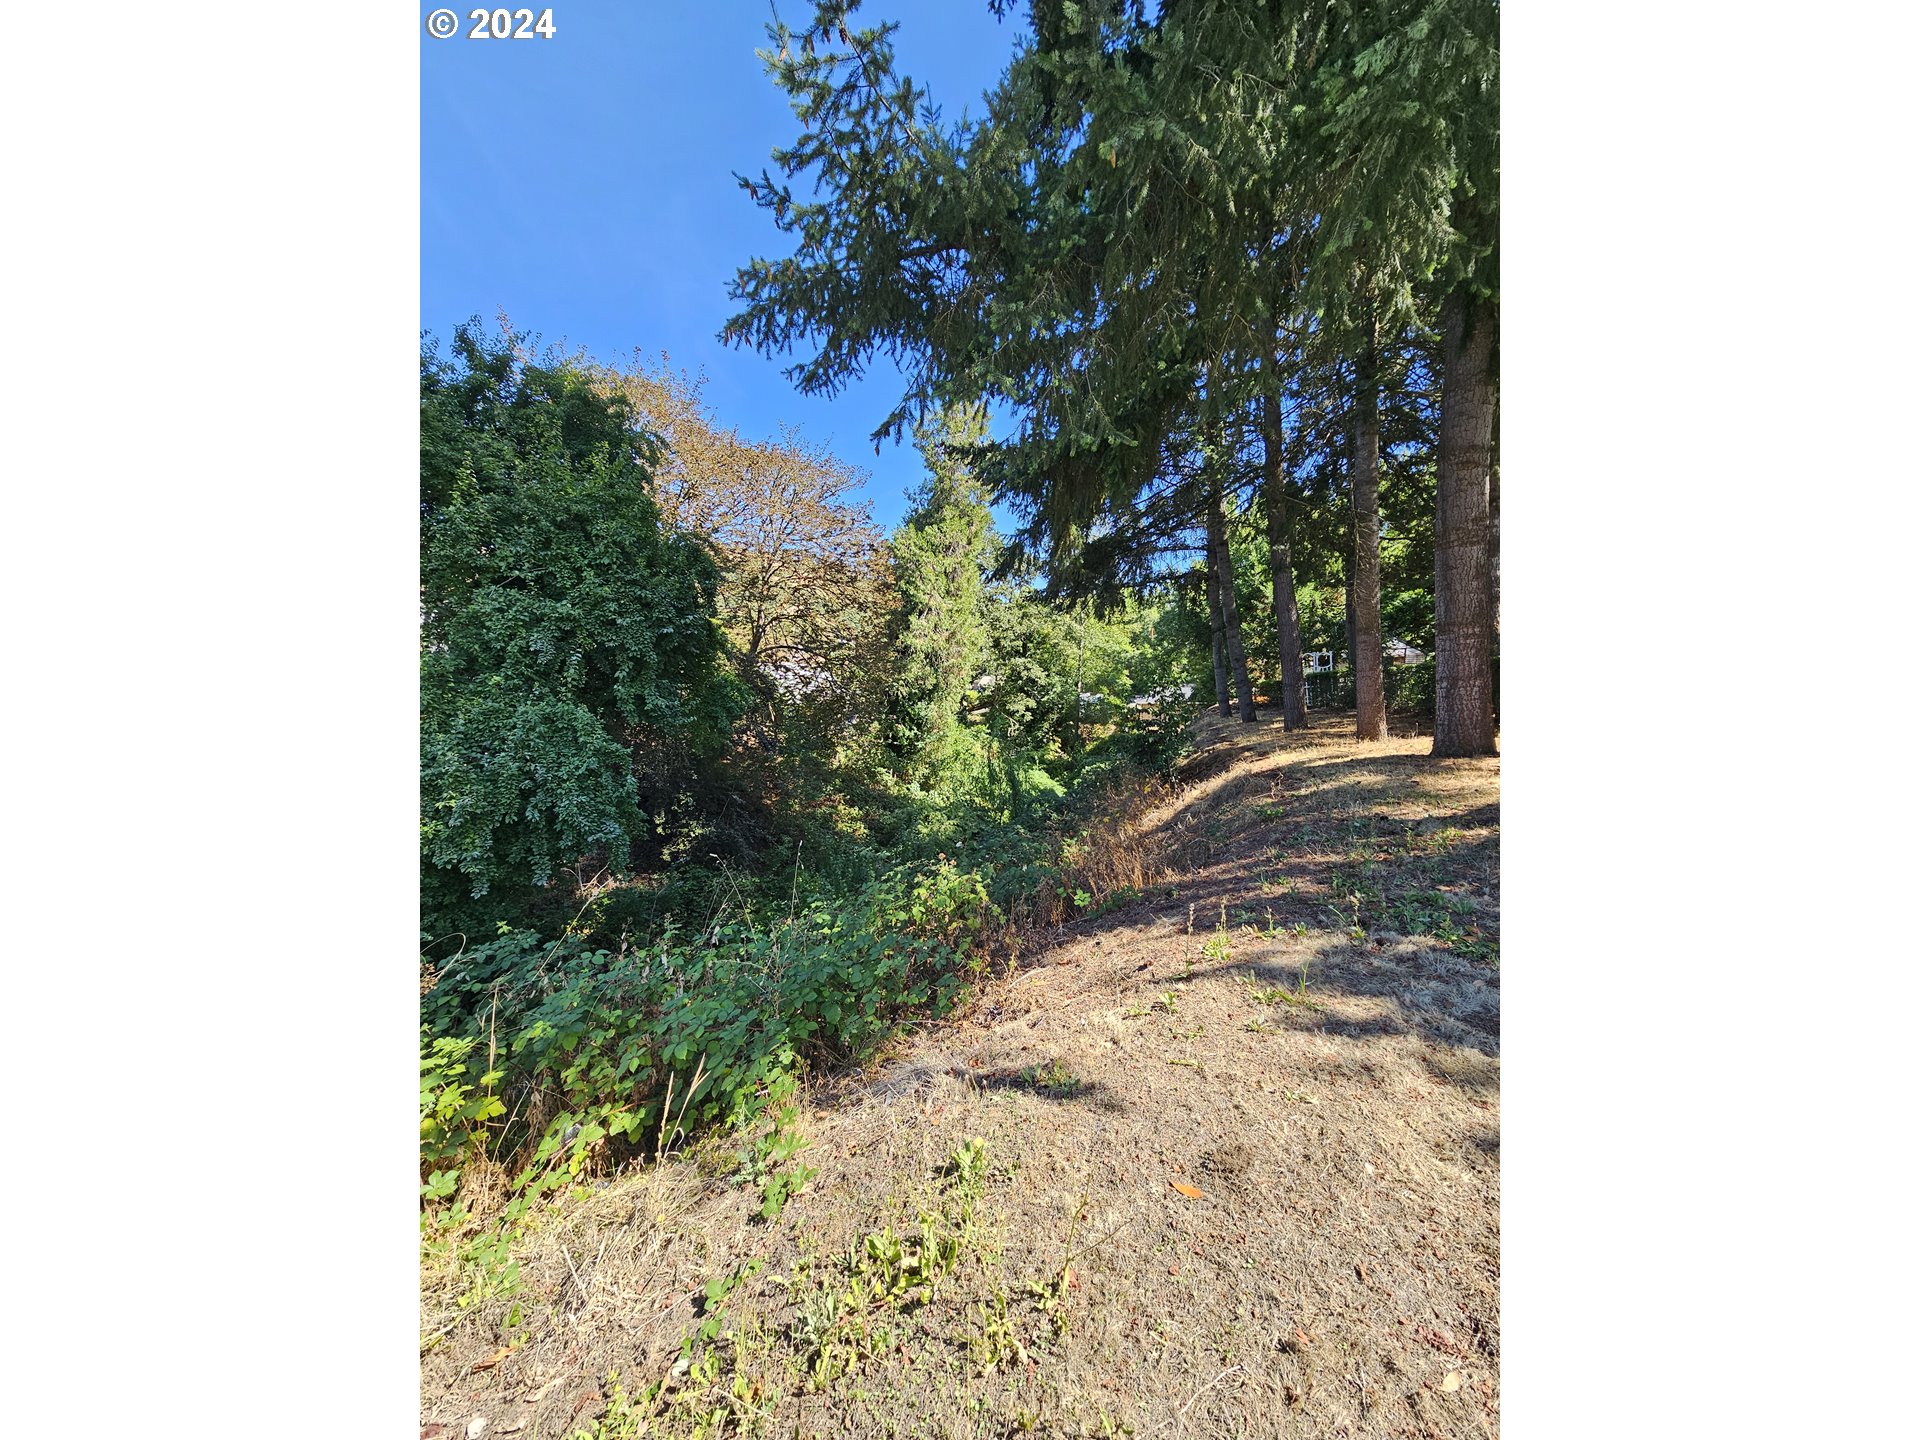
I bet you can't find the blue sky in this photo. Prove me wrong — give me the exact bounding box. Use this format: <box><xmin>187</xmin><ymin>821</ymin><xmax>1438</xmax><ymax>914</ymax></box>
<box><xmin>422</xmin><ymin>2</ymin><xmax>1024</xmax><ymax>530</ymax></box>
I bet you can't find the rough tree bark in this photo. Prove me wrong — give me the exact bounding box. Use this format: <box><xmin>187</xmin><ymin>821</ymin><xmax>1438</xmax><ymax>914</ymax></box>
<box><xmin>1208</xmin><ymin>485</ymin><xmax>1258</xmax><ymax>722</ymax></box>
<box><xmin>1350</xmin><ymin>329</ymin><xmax>1387</xmax><ymax>741</ymax></box>
<box><xmin>1433</xmin><ymin>290</ymin><xmax>1498</xmax><ymax>757</ymax></box>
<box><xmin>1489</xmin><ymin>401</ymin><xmax>1501</xmax><ymax>686</ymax></box>
<box><xmin>1206</xmin><ymin>562</ymin><xmax>1230</xmax><ymax>717</ymax></box>
<box><xmin>1262</xmin><ymin>381</ymin><xmax>1307</xmax><ymax>730</ymax></box>
<box><xmin>1343</xmin><ymin>559</ymin><xmax>1356</xmax><ymax>683</ymax></box>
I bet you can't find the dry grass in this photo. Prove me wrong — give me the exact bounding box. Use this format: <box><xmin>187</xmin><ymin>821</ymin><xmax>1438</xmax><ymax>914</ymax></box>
<box><xmin>422</xmin><ymin>710</ymin><xmax>1500</xmax><ymax>1440</ymax></box>
<box><xmin>1016</xmin><ymin>768</ymin><xmax>1190</xmax><ymax>934</ymax></box>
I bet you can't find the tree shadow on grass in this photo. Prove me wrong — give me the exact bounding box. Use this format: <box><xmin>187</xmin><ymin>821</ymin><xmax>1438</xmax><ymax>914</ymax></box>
<box><xmin>1234</xmin><ymin>936</ymin><xmax>1501</xmax><ymax>1057</ymax></box>
<box><xmin>1014</xmin><ymin>716</ymin><xmax>1501</xmax><ymax>1059</ymax></box>
<box><xmin>966</xmin><ymin>1065</ymin><xmax>1113</xmax><ymax>1106</ymax></box>
<box><xmin>840</xmin><ymin>1056</ymin><xmax>1120</xmax><ymax>1114</ymax></box>
<box><xmin>819</xmin><ymin>715</ymin><xmax>1499</xmax><ymax>1130</ymax></box>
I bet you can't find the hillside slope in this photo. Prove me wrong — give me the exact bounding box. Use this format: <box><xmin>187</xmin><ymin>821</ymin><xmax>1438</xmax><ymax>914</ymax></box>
<box><xmin>423</xmin><ymin>710</ymin><xmax>1501</xmax><ymax>1440</ymax></box>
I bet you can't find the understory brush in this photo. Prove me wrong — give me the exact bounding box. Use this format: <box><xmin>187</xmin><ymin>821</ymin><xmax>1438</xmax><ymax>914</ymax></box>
<box><xmin>422</xmin><ymin>858</ymin><xmax>992</xmax><ymax>1202</ymax></box>
<box><xmin>418</xmin><ymin>716</ymin><xmax>1192</xmax><ymax>1301</ymax></box>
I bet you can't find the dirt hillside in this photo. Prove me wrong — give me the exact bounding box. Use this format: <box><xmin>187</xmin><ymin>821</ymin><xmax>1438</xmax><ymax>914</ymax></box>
<box><xmin>422</xmin><ymin>709</ymin><xmax>1501</xmax><ymax>1440</ymax></box>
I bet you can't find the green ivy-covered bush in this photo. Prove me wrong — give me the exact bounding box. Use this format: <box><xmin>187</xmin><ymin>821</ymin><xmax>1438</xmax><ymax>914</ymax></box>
<box><xmin>420</xmin><ymin>324</ymin><xmax>744</xmax><ymax>926</ymax></box>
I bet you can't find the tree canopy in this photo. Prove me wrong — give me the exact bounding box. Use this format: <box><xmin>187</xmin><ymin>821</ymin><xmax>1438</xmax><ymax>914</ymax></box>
<box><xmin>726</xmin><ymin>0</ymin><xmax>1498</xmax><ymax>753</ymax></box>
<box><xmin>420</xmin><ymin>325</ymin><xmax>741</xmax><ymax>912</ymax></box>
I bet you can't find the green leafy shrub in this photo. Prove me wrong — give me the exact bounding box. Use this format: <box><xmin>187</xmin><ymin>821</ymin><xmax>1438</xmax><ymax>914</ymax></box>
<box><xmin>419</xmin><ymin>857</ymin><xmax>997</xmax><ymax>1208</ymax></box>
<box><xmin>420</xmin><ymin>324</ymin><xmax>745</xmax><ymax>929</ymax></box>
<box><xmin>419</xmin><ymin>1032</ymin><xmax>504</xmax><ymax>1196</ymax></box>
<box><xmin>732</xmin><ymin>1077</ymin><xmax>818</xmax><ymax>1220</ymax></box>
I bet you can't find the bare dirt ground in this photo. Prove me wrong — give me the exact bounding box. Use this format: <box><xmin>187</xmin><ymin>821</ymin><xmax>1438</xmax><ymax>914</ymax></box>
<box><xmin>422</xmin><ymin>709</ymin><xmax>1500</xmax><ymax>1440</ymax></box>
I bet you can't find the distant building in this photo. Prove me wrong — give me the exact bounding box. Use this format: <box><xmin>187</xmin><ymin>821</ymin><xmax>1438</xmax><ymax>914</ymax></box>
<box><xmin>1128</xmin><ymin>683</ymin><xmax>1194</xmax><ymax>708</ymax></box>
<box><xmin>1302</xmin><ymin>644</ymin><xmax>1423</xmax><ymax>671</ymax></box>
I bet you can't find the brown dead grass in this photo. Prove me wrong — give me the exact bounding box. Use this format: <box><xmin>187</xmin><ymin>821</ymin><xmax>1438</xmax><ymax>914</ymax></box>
<box><xmin>1014</xmin><ymin>768</ymin><xmax>1192</xmax><ymax>936</ymax></box>
<box><xmin>422</xmin><ymin>710</ymin><xmax>1500</xmax><ymax>1440</ymax></box>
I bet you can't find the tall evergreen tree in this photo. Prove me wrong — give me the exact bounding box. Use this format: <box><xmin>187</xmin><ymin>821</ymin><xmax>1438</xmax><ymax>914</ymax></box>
<box><xmin>1262</xmin><ymin>370</ymin><xmax>1308</xmax><ymax>729</ymax></box>
<box><xmin>1206</xmin><ymin>457</ymin><xmax>1258</xmax><ymax>723</ymax></box>
<box><xmin>1350</xmin><ymin>327</ymin><xmax>1388</xmax><ymax>740</ymax></box>
<box><xmin>887</xmin><ymin>407</ymin><xmax>995</xmax><ymax>798</ymax></box>
<box><xmin>1205</xmin><ymin>558</ymin><xmax>1230</xmax><ymax>717</ymax></box>
<box><xmin>726</xmin><ymin>0</ymin><xmax>1496</xmax><ymax>748</ymax></box>
<box><xmin>1298</xmin><ymin>0</ymin><xmax>1499</xmax><ymax>754</ymax></box>
<box><xmin>1433</xmin><ymin>288</ymin><xmax>1498</xmax><ymax>755</ymax></box>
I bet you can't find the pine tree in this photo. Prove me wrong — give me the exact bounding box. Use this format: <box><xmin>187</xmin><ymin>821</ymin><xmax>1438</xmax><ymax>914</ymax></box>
<box><xmin>886</xmin><ymin>406</ymin><xmax>995</xmax><ymax>798</ymax></box>
<box><xmin>1350</xmin><ymin>326</ymin><xmax>1388</xmax><ymax>740</ymax></box>
<box><xmin>727</xmin><ymin>1</ymin><xmax>1496</xmax><ymax>748</ymax></box>
<box><xmin>1262</xmin><ymin>372</ymin><xmax>1309</xmax><ymax>730</ymax></box>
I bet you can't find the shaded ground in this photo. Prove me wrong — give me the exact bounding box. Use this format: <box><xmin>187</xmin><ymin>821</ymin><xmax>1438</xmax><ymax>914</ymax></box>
<box><xmin>422</xmin><ymin>710</ymin><xmax>1500</xmax><ymax>1440</ymax></box>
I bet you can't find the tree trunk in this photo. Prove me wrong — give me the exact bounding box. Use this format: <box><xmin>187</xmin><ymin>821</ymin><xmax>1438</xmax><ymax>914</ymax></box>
<box><xmin>1262</xmin><ymin>383</ymin><xmax>1307</xmax><ymax>730</ymax></box>
<box><xmin>1433</xmin><ymin>290</ymin><xmax>1498</xmax><ymax>757</ymax></box>
<box><xmin>1350</xmin><ymin>330</ymin><xmax>1387</xmax><ymax>741</ymax></box>
<box><xmin>1489</xmin><ymin>398</ymin><xmax>1501</xmax><ymax>684</ymax></box>
<box><xmin>1206</xmin><ymin>563</ymin><xmax>1230</xmax><ymax>717</ymax></box>
<box><xmin>1208</xmin><ymin>486</ymin><xmax>1258</xmax><ymax>722</ymax></box>
<box><xmin>1343</xmin><ymin>561</ymin><xmax>1356</xmax><ymax>686</ymax></box>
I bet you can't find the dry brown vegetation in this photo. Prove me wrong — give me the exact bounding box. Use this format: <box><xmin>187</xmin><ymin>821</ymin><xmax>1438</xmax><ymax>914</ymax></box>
<box><xmin>602</xmin><ymin>354</ymin><xmax>897</xmax><ymax>703</ymax></box>
<box><xmin>422</xmin><ymin>710</ymin><xmax>1499</xmax><ymax>1440</ymax></box>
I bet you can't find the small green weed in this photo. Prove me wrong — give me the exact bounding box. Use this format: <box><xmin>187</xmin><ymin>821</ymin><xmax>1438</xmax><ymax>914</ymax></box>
<box><xmin>947</xmin><ymin>1135</ymin><xmax>989</xmax><ymax>1189</ymax></box>
<box><xmin>1330</xmin><ymin>864</ymin><xmax>1380</xmax><ymax>909</ymax></box>
<box><xmin>1201</xmin><ymin>924</ymin><xmax>1232</xmax><ymax>967</ymax></box>
<box><xmin>1021</xmin><ymin>1058</ymin><xmax>1084</xmax><ymax>1098</ymax></box>
<box><xmin>1089</xmin><ymin>885</ymin><xmax>1143</xmax><ymax>917</ymax></box>
<box><xmin>789</xmin><ymin>1140</ymin><xmax>993</xmax><ymax>1389</ymax></box>
<box><xmin>731</xmin><ymin>1076</ymin><xmax>819</xmax><ymax>1221</ymax></box>
<box><xmin>687</xmin><ymin>1259</ymin><xmax>764</xmax><ymax>1354</ymax></box>
<box><xmin>1257</xmin><ymin>908</ymin><xmax>1312</xmax><ymax>943</ymax></box>
<box><xmin>968</xmin><ymin>1282</ymin><xmax>1031</xmax><ymax>1374</ymax></box>
<box><xmin>1383</xmin><ymin>888</ymin><xmax>1497</xmax><ymax>962</ymax></box>
<box><xmin>1246</xmin><ymin>959</ymin><xmax>1319</xmax><ymax>1010</ymax></box>
<box><xmin>567</xmin><ymin>1371</ymin><xmax>643</xmax><ymax>1440</ymax></box>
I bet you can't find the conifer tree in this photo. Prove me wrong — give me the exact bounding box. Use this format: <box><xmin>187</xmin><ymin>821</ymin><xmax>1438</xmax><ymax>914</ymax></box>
<box><xmin>887</xmin><ymin>406</ymin><xmax>995</xmax><ymax>798</ymax></box>
<box><xmin>727</xmin><ymin>0</ymin><xmax>1496</xmax><ymax>749</ymax></box>
<box><xmin>1262</xmin><ymin>370</ymin><xmax>1309</xmax><ymax>729</ymax></box>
